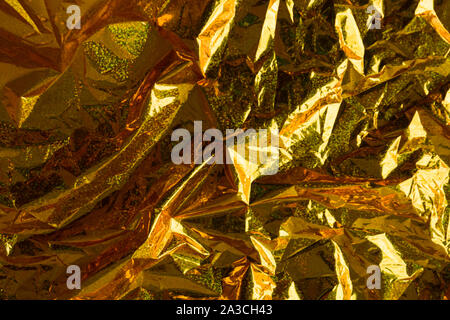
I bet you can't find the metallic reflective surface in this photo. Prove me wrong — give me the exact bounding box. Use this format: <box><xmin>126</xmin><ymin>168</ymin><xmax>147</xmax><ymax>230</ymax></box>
<box><xmin>0</xmin><ymin>0</ymin><xmax>449</xmax><ymax>300</ymax></box>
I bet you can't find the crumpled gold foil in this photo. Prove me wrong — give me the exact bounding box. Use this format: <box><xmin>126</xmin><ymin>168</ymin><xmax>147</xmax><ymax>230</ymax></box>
<box><xmin>0</xmin><ymin>0</ymin><xmax>449</xmax><ymax>300</ymax></box>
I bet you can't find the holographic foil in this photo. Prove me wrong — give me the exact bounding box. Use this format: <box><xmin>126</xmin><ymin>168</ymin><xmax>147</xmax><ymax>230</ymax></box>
<box><xmin>0</xmin><ymin>0</ymin><xmax>449</xmax><ymax>300</ymax></box>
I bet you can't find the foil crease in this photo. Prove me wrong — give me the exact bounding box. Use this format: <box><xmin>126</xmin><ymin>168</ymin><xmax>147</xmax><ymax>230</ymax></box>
<box><xmin>0</xmin><ymin>0</ymin><xmax>449</xmax><ymax>300</ymax></box>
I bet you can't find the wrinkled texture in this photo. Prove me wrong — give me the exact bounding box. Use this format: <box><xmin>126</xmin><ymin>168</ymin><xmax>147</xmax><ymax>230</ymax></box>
<box><xmin>0</xmin><ymin>0</ymin><xmax>449</xmax><ymax>300</ymax></box>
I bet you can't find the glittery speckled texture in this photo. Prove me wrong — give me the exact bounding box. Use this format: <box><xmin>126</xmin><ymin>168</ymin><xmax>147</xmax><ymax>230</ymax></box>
<box><xmin>0</xmin><ymin>0</ymin><xmax>449</xmax><ymax>300</ymax></box>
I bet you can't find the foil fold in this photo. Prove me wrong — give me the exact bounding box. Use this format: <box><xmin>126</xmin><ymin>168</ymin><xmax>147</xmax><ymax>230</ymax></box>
<box><xmin>0</xmin><ymin>0</ymin><xmax>449</xmax><ymax>300</ymax></box>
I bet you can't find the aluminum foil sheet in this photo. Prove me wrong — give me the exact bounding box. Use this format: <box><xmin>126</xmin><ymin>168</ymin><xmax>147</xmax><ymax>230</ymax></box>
<box><xmin>0</xmin><ymin>0</ymin><xmax>449</xmax><ymax>300</ymax></box>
